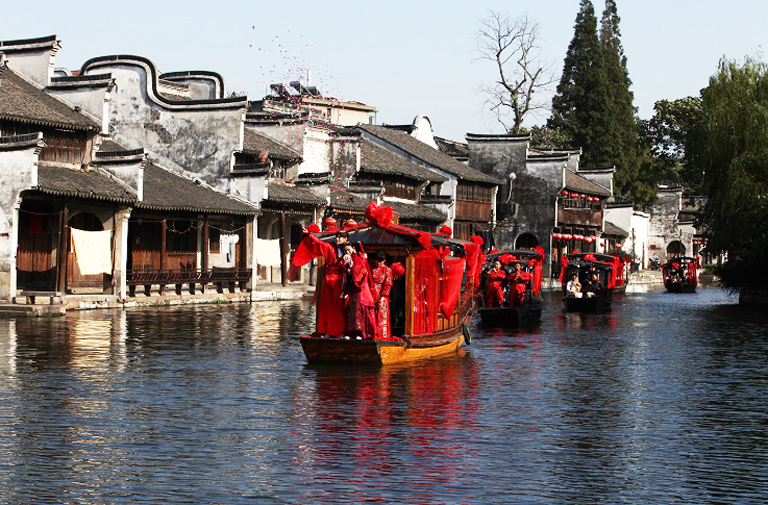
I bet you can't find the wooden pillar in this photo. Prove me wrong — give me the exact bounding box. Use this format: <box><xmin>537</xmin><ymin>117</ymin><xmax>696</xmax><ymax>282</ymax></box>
<box><xmin>278</xmin><ymin>210</ymin><xmax>288</xmax><ymax>286</ymax></box>
<box><xmin>404</xmin><ymin>254</ymin><xmax>415</xmax><ymax>336</ymax></box>
<box><xmin>56</xmin><ymin>205</ymin><xmax>69</xmax><ymax>294</ymax></box>
<box><xmin>201</xmin><ymin>216</ymin><xmax>209</xmax><ymax>294</ymax></box>
<box><xmin>160</xmin><ymin>218</ymin><xmax>167</xmax><ymax>270</ymax></box>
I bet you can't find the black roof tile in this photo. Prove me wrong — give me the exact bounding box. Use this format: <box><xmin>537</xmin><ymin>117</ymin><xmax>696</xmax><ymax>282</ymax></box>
<box><xmin>0</xmin><ymin>69</ymin><xmax>99</xmax><ymax>131</ymax></box>
<box><xmin>360</xmin><ymin>139</ymin><xmax>447</xmax><ymax>182</ymax></box>
<box><xmin>138</xmin><ymin>164</ymin><xmax>258</xmax><ymax>215</ymax></box>
<box><xmin>359</xmin><ymin>125</ymin><xmax>501</xmax><ymax>185</ymax></box>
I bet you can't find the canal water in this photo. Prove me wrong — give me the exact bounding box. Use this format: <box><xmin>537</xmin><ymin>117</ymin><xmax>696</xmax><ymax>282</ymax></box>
<box><xmin>0</xmin><ymin>286</ymin><xmax>766</xmax><ymax>504</ymax></box>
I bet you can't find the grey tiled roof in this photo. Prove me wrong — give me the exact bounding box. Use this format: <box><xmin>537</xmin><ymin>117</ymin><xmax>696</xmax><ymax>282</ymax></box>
<box><xmin>388</xmin><ymin>200</ymin><xmax>446</xmax><ymax>223</ymax></box>
<box><xmin>266</xmin><ymin>180</ymin><xmax>326</xmax><ymax>205</ymax></box>
<box><xmin>360</xmin><ymin>139</ymin><xmax>447</xmax><ymax>182</ymax></box>
<box><xmin>243</xmin><ymin>129</ymin><xmax>302</xmax><ymax>162</ymax></box>
<box><xmin>359</xmin><ymin>125</ymin><xmax>501</xmax><ymax>185</ymax></box>
<box><xmin>603</xmin><ymin>221</ymin><xmax>628</xmax><ymax>238</ymax></box>
<box><xmin>565</xmin><ymin>170</ymin><xmax>612</xmax><ymax>197</ymax></box>
<box><xmin>434</xmin><ymin>136</ymin><xmax>469</xmax><ymax>160</ymax></box>
<box><xmin>138</xmin><ymin>164</ymin><xmax>258</xmax><ymax>215</ymax></box>
<box><xmin>0</xmin><ymin>69</ymin><xmax>99</xmax><ymax>131</ymax></box>
<box><xmin>35</xmin><ymin>166</ymin><xmax>136</xmax><ymax>203</ymax></box>
<box><xmin>332</xmin><ymin>190</ymin><xmax>372</xmax><ymax>211</ymax></box>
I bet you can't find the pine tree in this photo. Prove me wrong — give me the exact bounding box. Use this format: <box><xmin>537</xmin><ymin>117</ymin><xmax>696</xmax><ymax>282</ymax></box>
<box><xmin>600</xmin><ymin>0</ymin><xmax>646</xmax><ymax>200</ymax></box>
<box><xmin>549</xmin><ymin>0</ymin><xmax>612</xmax><ymax>166</ymax></box>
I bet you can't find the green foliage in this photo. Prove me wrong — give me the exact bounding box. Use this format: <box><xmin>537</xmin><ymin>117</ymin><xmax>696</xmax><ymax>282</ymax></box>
<box><xmin>520</xmin><ymin>125</ymin><xmax>570</xmax><ymax>149</ymax></box>
<box><xmin>549</xmin><ymin>0</ymin><xmax>647</xmax><ymax>201</ymax></box>
<box><xmin>697</xmin><ymin>57</ymin><xmax>768</xmax><ymax>289</ymax></box>
<box><xmin>641</xmin><ymin>97</ymin><xmax>704</xmax><ymax>191</ymax></box>
<box><xmin>549</xmin><ymin>0</ymin><xmax>612</xmax><ymax>165</ymax></box>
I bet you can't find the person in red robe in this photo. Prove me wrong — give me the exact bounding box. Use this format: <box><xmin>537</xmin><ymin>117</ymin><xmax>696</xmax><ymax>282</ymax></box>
<box><xmin>343</xmin><ymin>244</ymin><xmax>376</xmax><ymax>339</ymax></box>
<box><xmin>372</xmin><ymin>251</ymin><xmax>393</xmax><ymax>340</ymax></box>
<box><xmin>484</xmin><ymin>259</ymin><xmax>506</xmax><ymax>307</ymax></box>
<box><xmin>508</xmin><ymin>262</ymin><xmax>532</xmax><ymax>306</ymax></box>
<box><xmin>290</xmin><ymin>229</ymin><xmax>349</xmax><ymax>336</ymax></box>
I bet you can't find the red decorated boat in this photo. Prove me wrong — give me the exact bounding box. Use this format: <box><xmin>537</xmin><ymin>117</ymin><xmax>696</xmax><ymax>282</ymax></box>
<box><xmin>290</xmin><ymin>204</ymin><xmax>484</xmax><ymax>365</ymax></box>
<box><xmin>477</xmin><ymin>249</ymin><xmax>544</xmax><ymax>325</ymax></box>
<box><xmin>663</xmin><ymin>256</ymin><xmax>698</xmax><ymax>293</ymax></box>
<box><xmin>559</xmin><ymin>253</ymin><xmax>622</xmax><ymax>312</ymax></box>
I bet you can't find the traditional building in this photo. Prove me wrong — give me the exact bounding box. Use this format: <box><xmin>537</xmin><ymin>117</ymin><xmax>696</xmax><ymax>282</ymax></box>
<box><xmin>358</xmin><ymin>120</ymin><xmax>500</xmax><ymax>240</ymax></box>
<box><xmin>648</xmin><ymin>183</ymin><xmax>702</xmax><ymax>264</ymax></box>
<box><xmin>0</xmin><ymin>35</ymin><xmax>259</xmax><ymax>307</ymax></box>
<box><xmin>466</xmin><ymin>133</ymin><xmax>612</xmax><ymax>277</ymax></box>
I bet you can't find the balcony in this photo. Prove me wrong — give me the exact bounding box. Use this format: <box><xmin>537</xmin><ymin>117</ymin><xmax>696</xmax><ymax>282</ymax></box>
<box><xmin>557</xmin><ymin>207</ymin><xmax>602</xmax><ymax>227</ymax></box>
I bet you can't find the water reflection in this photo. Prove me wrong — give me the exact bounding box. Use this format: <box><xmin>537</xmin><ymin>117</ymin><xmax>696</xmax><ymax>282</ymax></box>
<box><xmin>0</xmin><ymin>288</ymin><xmax>765</xmax><ymax>504</ymax></box>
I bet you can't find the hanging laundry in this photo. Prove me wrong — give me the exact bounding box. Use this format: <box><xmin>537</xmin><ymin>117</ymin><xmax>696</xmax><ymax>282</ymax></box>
<box><xmin>220</xmin><ymin>233</ymin><xmax>240</xmax><ymax>263</ymax></box>
<box><xmin>255</xmin><ymin>238</ymin><xmax>281</xmax><ymax>267</ymax></box>
<box><xmin>70</xmin><ymin>228</ymin><xmax>112</xmax><ymax>275</ymax></box>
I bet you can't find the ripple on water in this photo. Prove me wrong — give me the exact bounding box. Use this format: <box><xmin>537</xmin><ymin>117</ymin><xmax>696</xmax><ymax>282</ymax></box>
<box><xmin>0</xmin><ymin>288</ymin><xmax>765</xmax><ymax>504</ymax></box>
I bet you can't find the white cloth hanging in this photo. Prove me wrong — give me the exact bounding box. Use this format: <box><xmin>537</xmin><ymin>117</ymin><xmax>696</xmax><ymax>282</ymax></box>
<box><xmin>70</xmin><ymin>228</ymin><xmax>112</xmax><ymax>275</ymax></box>
<box><xmin>220</xmin><ymin>234</ymin><xmax>240</xmax><ymax>263</ymax></box>
<box><xmin>255</xmin><ymin>238</ymin><xmax>282</xmax><ymax>267</ymax></box>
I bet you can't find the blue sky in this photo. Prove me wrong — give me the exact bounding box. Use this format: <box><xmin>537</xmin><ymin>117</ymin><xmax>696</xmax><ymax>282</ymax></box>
<box><xmin>3</xmin><ymin>1</ymin><xmax>764</xmax><ymax>140</ymax></box>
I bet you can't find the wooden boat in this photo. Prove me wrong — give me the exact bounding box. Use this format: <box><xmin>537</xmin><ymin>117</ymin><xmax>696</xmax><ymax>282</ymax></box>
<box><xmin>477</xmin><ymin>250</ymin><xmax>544</xmax><ymax>326</ymax></box>
<box><xmin>560</xmin><ymin>253</ymin><xmax>618</xmax><ymax>312</ymax></box>
<box><xmin>663</xmin><ymin>256</ymin><xmax>698</xmax><ymax>293</ymax></box>
<box><xmin>291</xmin><ymin>204</ymin><xmax>483</xmax><ymax>365</ymax></box>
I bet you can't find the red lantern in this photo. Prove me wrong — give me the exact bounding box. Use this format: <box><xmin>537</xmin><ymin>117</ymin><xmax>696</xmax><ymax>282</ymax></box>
<box><xmin>562</xmin><ymin>190</ymin><xmax>569</xmax><ymax>197</ymax></box>
<box><xmin>570</xmin><ymin>192</ymin><xmax>579</xmax><ymax>198</ymax></box>
<box><xmin>563</xmin><ymin>234</ymin><xmax>572</xmax><ymax>240</ymax></box>
<box><xmin>580</xmin><ymin>194</ymin><xmax>586</xmax><ymax>199</ymax></box>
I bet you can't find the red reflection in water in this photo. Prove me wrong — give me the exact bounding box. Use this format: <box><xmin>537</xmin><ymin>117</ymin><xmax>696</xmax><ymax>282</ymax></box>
<box><xmin>295</xmin><ymin>357</ymin><xmax>480</xmax><ymax>502</ymax></box>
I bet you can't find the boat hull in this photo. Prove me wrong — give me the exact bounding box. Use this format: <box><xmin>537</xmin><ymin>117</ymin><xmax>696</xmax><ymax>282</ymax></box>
<box><xmin>563</xmin><ymin>295</ymin><xmax>612</xmax><ymax>312</ymax></box>
<box><xmin>300</xmin><ymin>331</ymin><xmax>465</xmax><ymax>365</ymax></box>
<box><xmin>478</xmin><ymin>303</ymin><xmax>542</xmax><ymax>326</ymax></box>
<box><xmin>665</xmin><ymin>281</ymin><xmax>697</xmax><ymax>293</ymax></box>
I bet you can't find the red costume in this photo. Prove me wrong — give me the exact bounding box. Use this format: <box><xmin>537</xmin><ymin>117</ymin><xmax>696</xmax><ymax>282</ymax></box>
<box><xmin>372</xmin><ymin>264</ymin><xmax>393</xmax><ymax>340</ymax></box>
<box><xmin>485</xmin><ymin>268</ymin><xmax>506</xmax><ymax>307</ymax></box>
<box><xmin>344</xmin><ymin>253</ymin><xmax>376</xmax><ymax>339</ymax></box>
<box><xmin>508</xmin><ymin>268</ymin><xmax>532</xmax><ymax>306</ymax></box>
<box><xmin>290</xmin><ymin>234</ymin><xmax>347</xmax><ymax>336</ymax></box>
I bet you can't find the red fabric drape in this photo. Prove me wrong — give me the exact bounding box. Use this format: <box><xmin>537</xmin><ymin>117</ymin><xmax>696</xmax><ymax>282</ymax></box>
<box><xmin>558</xmin><ymin>255</ymin><xmax>569</xmax><ymax>284</ymax></box>
<box><xmin>413</xmin><ymin>250</ymin><xmax>440</xmax><ymax>334</ymax></box>
<box><xmin>289</xmin><ymin>234</ymin><xmax>346</xmax><ymax>336</ymax></box>
<box><xmin>440</xmin><ymin>257</ymin><xmax>466</xmax><ymax>317</ymax></box>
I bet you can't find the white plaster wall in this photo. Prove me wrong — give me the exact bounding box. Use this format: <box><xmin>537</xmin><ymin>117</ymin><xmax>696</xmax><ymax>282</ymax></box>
<box><xmin>229</xmin><ymin>175</ymin><xmax>268</xmax><ymax>206</ymax></box>
<box><xmin>46</xmin><ymin>86</ymin><xmax>108</xmax><ymax>129</ymax></box>
<box><xmin>299</xmin><ymin>127</ymin><xmax>332</xmax><ymax>176</ymax></box>
<box><xmin>626</xmin><ymin>211</ymin><xmax>650</xmax><ymax>268</ymax></box>
<box><xmin>6</xmin><ymin>51</ymin><xmax>54</xmax><ymax>88</ymax></box>
<box><xmin>579</xmin><ymin>171</ymin><xmax>613</xmax><ymax>194</ymax></box>
<box><xmin>0</xmin><ymin>147</ymin><xmax>38</xmax><ymax>299</ymax></box>
<box><xmin>97</xmin><ymin>65</ymin><xmax>242</xmax><ymax>191</ymax></box>
<box><xmin>410</xmin><ymin>115</ymin><xmax>438</xmax><ymax>149</ymax></box>
<box><xmin>605</xmin><ymin>205</ymin><xmax>632</xmax><ymax>233</ymax></box>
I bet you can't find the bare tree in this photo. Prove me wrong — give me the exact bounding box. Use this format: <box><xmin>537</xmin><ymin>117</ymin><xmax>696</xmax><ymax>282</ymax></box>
<box><xmin>476</xmin><ymin>11</ymin><xmax>554</xmax><ymax>134</ymax></box>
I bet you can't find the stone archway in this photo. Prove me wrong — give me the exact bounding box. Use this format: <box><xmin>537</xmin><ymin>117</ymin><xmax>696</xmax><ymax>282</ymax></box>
<box><xmin>667</xmin><ymin>240</ymin><xmax>686</xmax><ymax>256</ymax></box>
<box><xmin>515</xmin><ymin>232</ymin><xmax>539</xmax><ymax>250</ymax></box>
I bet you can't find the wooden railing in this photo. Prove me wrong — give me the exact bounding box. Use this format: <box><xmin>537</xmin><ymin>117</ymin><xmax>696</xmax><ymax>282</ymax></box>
<box><xmin>557</xmin><ymin>207</ymin><xmax>603</xmax><ymax>227</ymax></box>
<box><xmin>127</xmin><ymin>268</ymin><xmax>252</xmax><ymax>296</ymax></box>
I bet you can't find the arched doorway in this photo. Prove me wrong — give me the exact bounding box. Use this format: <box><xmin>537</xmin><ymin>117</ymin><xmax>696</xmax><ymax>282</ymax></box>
<box><xmin>667</xmin><ymin>240</ymin><xmax>686</xmax><ymax>256</ymax></box>
<box><xmin>68</xmin><ymin>212</ymin><xmax>110</xmax><ymax>294</ymax></box>
<box><xmin>515</xmin><ymin>232</ymin><xmax>539</xmax><ymax>250</ymax></box>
